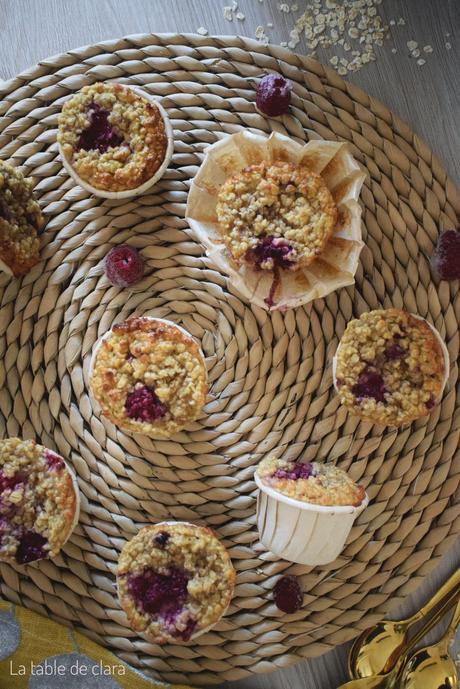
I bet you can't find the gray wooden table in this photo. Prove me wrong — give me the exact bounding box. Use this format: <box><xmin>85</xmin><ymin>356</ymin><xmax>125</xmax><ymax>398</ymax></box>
<box><xmin>1</xmin><ymin>1</ymin><xmax>459</xmax><ymax>688</ymax></box>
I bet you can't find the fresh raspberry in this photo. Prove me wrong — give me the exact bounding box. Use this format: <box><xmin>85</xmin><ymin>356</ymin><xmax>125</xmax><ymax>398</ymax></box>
<box><xmin>153</xmin><ymin>531</ymin><xmax>170</xmax><ymax>548</ymax></box>
<box><xmin>128</xmin><ymin>565</ymin><xmax>190</xmax><ymax>616</ymax></box>
<box><xmin>256</xmin><ymin>73</ymin><xmax>292</xmax><ymax>117</ymax></box>
<box><xmin>273</xmin><ymin>575</ymin><xmax>303</xmax><ymax>613</ymax></box>
<box><xmin>431</xmin><ymin>229</ymin><xmax>460</xmax><ymax>281</ymax></box>
<box><xmin>104</xmin><ymin>245</ymin><xmax>144</xmax><ymax>287</ymax></box>
<box><xmin>125</xmin><ymin>386</ymin><xmax>167</xmax><ymax>422</ymax></box>
<box><xmin>245</xmin><ymin>236</ymin><xmax>296</xmax><ymax>271</ymax></box>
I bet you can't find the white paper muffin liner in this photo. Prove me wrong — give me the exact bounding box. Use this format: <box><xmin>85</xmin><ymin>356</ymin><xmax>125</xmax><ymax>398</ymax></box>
<box><xmin>332</xmin><ymin>313</ymin><xmax>450</xmax><ymax>421</ymax></box>
<box><xmin>186</xmin><ymin>131</ymin><xmax>366</xmax><ymax>311</ymax></box>
<box><xmin>58</xmin><ymin>84</ymin><xmax>174</xmax><ymax>200</ymax></box>
<box><xmin>254</xmin><ymin>472</ymin><xmax>368</xmax><ymax>566</ymax></box>
<box><xmin>117</xmin><ymin>520</ymin><xmax>234</xmax><ymax>644</ymax></box>
<box><xmin>89</xmin><ymin>316</ymin><xmax>208</xmax><ymax>439</ymax></box>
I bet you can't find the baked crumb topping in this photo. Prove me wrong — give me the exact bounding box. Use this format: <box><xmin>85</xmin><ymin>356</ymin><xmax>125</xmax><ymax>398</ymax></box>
<box><xmin>216</xmin><ymin>161</ymin><xmax>337</xmax><ymax>270</ymax></box>
<box><xmin>58</xmin><ymin>82</ymin><xmax>168</xmax><ymax>192</ymax></box>
<box><xmin>0</xmin><ymin>160</ymin><xmax>42</xmax><ymax>276</ymax></box>
<box><xmin>0</xmin><ymin>438</ymin><xmax>77</xmax><ymax>564</ymax></box>
<box><xmin>335</xmin><ymin>309</ymin><xmax>447</xmax><ymax>426</ymax></box>
<box><xmin>90</xmin><ymin>317</ymin><xmax>208</xmax><ymax>437</ymax></box>
<box><xmin>117</xmin><ymin>522</ymin><xmax>235</xmax><ymax>643</ymax></box>
<box><xmin>257</xmin><ymin>456</ymin><xmax>365</xmax><ymax>507</ymax></box>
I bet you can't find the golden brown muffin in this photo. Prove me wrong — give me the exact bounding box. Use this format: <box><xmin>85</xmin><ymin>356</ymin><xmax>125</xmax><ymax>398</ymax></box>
<box><xmin>117</xmin><ymin>522</ymin><xmax>236</xmax><ymax>643</ymax></box>
<box><xmin>256</xmin><ymin>456</ymin><xmax>365</xmax><ymax>507</ymax></box>
<box><xmin>0</xmin><ymin>160</ymin><xmax>42</xmax><ymax>276</ymax></box>
<box><xmin>58</xmin><ymin>82</ymin><xmax>168</xmax><ymax>192</ymax></box>
<box><xmin>216</xmin><ymin>161</ymin><xmax>337</xmax><ymax>270</ymax></box>
<box><xmin>89</xmin><ymin>317</ymin><xmax>208</xmax><ymax>437</ymax></box>
<box><xmin>334</xmin><ymin>308</ymin><xmax>448</xmax><ymax>426</ymax></box>
<box><xmin>0</xmin><ymin>438</ymin><xmax>79</xmax><ymax>564</ymax></box>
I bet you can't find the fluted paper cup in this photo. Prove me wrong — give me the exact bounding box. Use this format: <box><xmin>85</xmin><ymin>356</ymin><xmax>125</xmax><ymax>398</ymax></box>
<box><xmin>254</xmin><ymin>472</ymin><xmax>368</xmax><ymax>566</ymax></box>
<box><xmin>186</xmin><ymin>130</ymin><xmax>366</xmax><ymax>311</ymax></box>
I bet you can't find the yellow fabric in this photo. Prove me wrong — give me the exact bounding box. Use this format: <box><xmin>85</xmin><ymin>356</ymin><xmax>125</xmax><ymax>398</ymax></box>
<box><xmin>0</xmin><ymin>601</ymin><xmax>193</xmax><ymax>689</ymax></box>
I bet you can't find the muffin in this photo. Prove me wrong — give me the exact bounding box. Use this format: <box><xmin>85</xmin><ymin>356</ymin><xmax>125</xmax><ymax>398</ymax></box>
<box><xmin>186</xmin><ymin>131</ymin><xmax>365</xmax><ymax>311</ymax></box>
<box><xmin>333</xmin><ymin>309</ymin><xmax>449</xmax><ymax>426</ymax></box>
<box><xmin>0</xmin><ymin>438</ymin><xmax>80</xmax><ymax>565</ymax></box>
<box><xmin>216</xmin><ymin>161</ymin><xmax>337</xmax><ymax>271</ymax></box>
<box><xmin>0</xmin><ymin>160</ymin><xmax>42</xmax><ymax>276</ymax></box>
<box><xmin>58</xmin><ymin>82</ymin><xmax>173</xmax><ymax>197</ymax></box>
<box><xmin>89</xmin><ymin>317</ymin><xmax>208</xmax><ymax>438</ymax></box>
<box><xmin>117</xmin><ymin>522</ymin><xmax>236</xmax><ymax>643</ymax></box>
<box><xmin>255</xmin><ymin>456</ymin><xmax>368</xmax><ymax>565</ymax></box>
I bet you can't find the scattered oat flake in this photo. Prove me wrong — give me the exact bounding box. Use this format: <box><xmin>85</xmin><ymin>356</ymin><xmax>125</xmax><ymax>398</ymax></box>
<box><xmin>267</xmin><ymin>22</ymin><xmax>274</xmax><ymax>28</ymax></box>
<box><xmin>223</xmin><ymin>6</ymin><xmax>233</xmax><ymax>21</ymax></box>
<box><xmin>398</xmin><ymin>17</ymin><xmax>406</xmax><ymax>25</ymax></box>
<box><xmin>236</xmin><ymin>12</ymin><xmax>245</xmax><ymax>20</ymax></box>
<box><xmin>417</xmin><ymin>59</ymin><xmax>426</xmax><ymax>66</ymax></box>
<box><xmin>279</xmin><ymin>3</ymin><xmax>290</xmax><ymax>11</ymax></box>
<box><xmin>291</xmin><ymin>4</ymin><xmax>298</xmax><ymax>11</ymax></box>
<box><xmin>446</xmin><ymin>42</ymin><xmax>452</xmax><ymax>50</ymax></box>
<box><xmin>389</xmin><ymin>19</ymin><xmax>395</xmax><ymax>26</ymax></box>
<box><xmin>407</xmin><ymin>40</ymin><xmax>418</xmax><ymax>51</ymax></box>
<box><xmin>391</xmin><ymin>47</ymin><xmax>397</xmax><ymax>54</ymax></box>
<box><xmin>411</xmin><ymin>49</ymin><xmax>421</xmax><ymax>58</ymax></box>
<box><xmin>232</xmin><ymin>0</ymin><xmax>238</xmax><ymax>9</ymax></box>
<box><xmin>280</xmin><ymin>41</ymin><xmax>288</xmax><ymax>47</ymax></box>
<box><xmin>423</xmin><ymin>45</ymin><xmax>433</xmax><ymax>53</ymax></box>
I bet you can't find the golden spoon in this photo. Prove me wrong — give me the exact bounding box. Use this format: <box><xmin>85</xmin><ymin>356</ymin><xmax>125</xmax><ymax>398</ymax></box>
<box><xmin>348</xmin><ymin>568</ymin><xmax>460</xmax><ymax>678</ymax></box>
<box><xmin>338</xmin><ymin>586</ymin><xmax>460</xmax><ymax>689</ymax></box>
<box><xmin>398</xmin><ymin>598</ymin><xmax>460</xmax><ymax>689</ymax></box>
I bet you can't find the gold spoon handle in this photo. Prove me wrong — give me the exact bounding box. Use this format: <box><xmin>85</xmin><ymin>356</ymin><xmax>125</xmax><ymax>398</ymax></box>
<box><xmin>395</xmin><ymin>584</ymin><xmax>460</xmax><ymax>675</ymax></box>
<box><xmin>411</xmin><ymin>567</ymin><xmax>460</xmax><ymax>624</ymax></box>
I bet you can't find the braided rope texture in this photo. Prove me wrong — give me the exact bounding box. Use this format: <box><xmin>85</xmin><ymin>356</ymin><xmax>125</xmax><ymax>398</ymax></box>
<box><xmin>0</xmin><ymin>33</ymin><xmax>460</xmax><ymax>685</ymax></box>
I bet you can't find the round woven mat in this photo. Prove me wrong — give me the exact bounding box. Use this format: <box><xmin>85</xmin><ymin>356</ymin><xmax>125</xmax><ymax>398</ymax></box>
<box><xmin>1</xmin><ymin>33</ymin><xmax>460</xmax><ymax>685</ymax></box>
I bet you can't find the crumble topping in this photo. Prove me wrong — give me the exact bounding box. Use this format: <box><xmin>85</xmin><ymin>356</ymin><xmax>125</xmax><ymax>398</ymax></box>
<box><xmin>90</xmin><ymin>317</ymin><xmax>208</xmax><ymax>437</ymax></box>
<box><xmin>58</xmin><ymin>82</ymin><xmax>168</xmax><ymax>192</ymax></box>
<box><xmin>257</xmin><ymin>456</ymin><xmax>365</xmax><ymax>507</ymax></box>
<box><xmin>117</xmin><ymin>523</ymin><xmax>235</xmax><ymax>643</ymax></box>
<box><xmin>216</xmin><ymin>161</ymin><xmax>337</xmax><ymax>270</ymax></box>
<box><xmin>0</xmin><ymin>438</ymin><xmax>77</xmax><ymax>564</ymax></box>
<box><xmin>335</xmin><ymin>309</ymin><xmax>447</xmax><ymax>426</ymax></box>
<box><xmin>0</xmin><ymin>160</ymin><xmax>42</xmax><ymax>276</ymax></box>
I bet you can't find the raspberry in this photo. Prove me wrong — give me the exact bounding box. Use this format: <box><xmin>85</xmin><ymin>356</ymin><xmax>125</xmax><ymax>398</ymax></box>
<box><xmin>273</xmin><ymin>575</ymin><xmax>303</xmax><ymax>613</ymax></box>
<box><xmin>273</xmin><ymin>462</ymin><xmax>313</xmax><ymax>480</ymax></box>
<box><xmin>352</xmin><ymin>369</ymin><xmax>386</xmax><ymax>403</ymax></box>
<box><xmin>256</xmin><ymin>73</ymin><xmax>292</xmax><ymax>117</ymax></box>
<box><xmin>104</xmin><ymin>245</ymin><xmax>144</xmax><ymax>287</ymax></box>
<box><xmin>385</xmin><ymin>344</ymin><xmax>405</xmax><ymax>360</ymax></box>
<box><xmin>76</xmin><ymin>102</ymin><xmax>123</xmax><ymax>153</ymax></box>
<box><xmin>153</xmin><ymin>531</ymin><xmax>170</xmax><ymax>548</ymax></box>
<box><xmin>16</xmin><ymin>531</ymin><xmax>47</xmax><ymax>564</ymax></box>
<box><xmin>44</xmin><ymin>449</ymin><xmax>64</xmax><ymax>471</ymax></box>
<box><xmin>0</xmin><ymin>472</ymin><xmax>24</xmax><ymax>493</ymax></box>
<box><xmin>245</xmin><ymin>236</ymin><xmax>296</xmax><ymax>271</ymax></box>
<box><xmin>125</xmin><ymin>386</ymin><xmax>167</xmax><ymax>423</ymax></box>
<box><xmin>127</xmin><ymin>566</ymin><xmax>190</xmax><ymax>616</ymax></box>
<box><xmin>431</xmin><ymin>229</ymin><xmax>460</xmax><ymax>281</ymax></box>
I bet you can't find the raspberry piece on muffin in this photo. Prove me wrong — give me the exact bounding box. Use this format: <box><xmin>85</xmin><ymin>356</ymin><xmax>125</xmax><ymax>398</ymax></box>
<box><xmin>58</xmin><ymin>82</ymin><xmax>168</xmax><ymax>192</ymax></box>
<box><xmin>256</xmin><ymin>456</ymin><xmax>365</xmax><ymax>507</ymax></box>
<box><xmin>89</xmin><ymin>317</ymin><xmax>208</xmax><ymax>438</ymax></box>
<box><xmin>0</xmin><ymin>438</ymin><xmax>79</xmax><ymax>565</ymax></box>
<box><xmin>117</xmin><ymin>522</ymin><xmax>235</xmax><ymax>644</ymax></box>
<box><xmin>0</xmin><ymin>160</ymin><xmax>42</xmax><ymax>276</ymax></box>
<box><xmin>334</xmin><ymin>308</ymin><xmax>449</xmax><ymax>426</ymax></box>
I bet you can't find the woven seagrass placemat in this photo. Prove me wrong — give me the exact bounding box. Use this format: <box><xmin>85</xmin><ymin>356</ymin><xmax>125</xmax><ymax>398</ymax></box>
<box><xmin>0</xmin><ymin>33</ymin><xmax>460</xmax><ymax>685</ymax></box>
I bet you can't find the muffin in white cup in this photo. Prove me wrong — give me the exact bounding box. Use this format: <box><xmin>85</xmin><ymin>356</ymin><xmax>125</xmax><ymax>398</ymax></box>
<box><xmin>0</xmin><ymin>438</ymin><xmax>80</xmax><ymax>565</ymax></box>
<box><xmin>58</xmin><ymin>82</ymin><xmax>174</xmax><ymax>199</ymax></box>
<box><xmin>89</xmin><ymin>316</ymin><xmax>208</xmax><ymax>438</ymax></box>
<box><xmin>117</xmin><ymin>521</ymin><xmax>236</xmax><ymax>644</ymax></box>
<box><xmin>333</xmin><ymin>308</ymin><xmax>449</xmax><ymax>427</ymax></box>
<box><xmin>255</xmin><ymin>456</ymin><xmax>368</xmax><ymax>566</ymax></box>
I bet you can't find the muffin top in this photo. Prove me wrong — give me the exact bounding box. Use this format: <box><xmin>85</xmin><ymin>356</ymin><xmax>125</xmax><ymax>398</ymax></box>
<box><xmin>0</xmin><ymin>160</ymin><xmax>42</xmax><ymax>276</ymax></box>
<box><xmin>58</xmin><ymin>82</ymin><xmax>168</xmax><ymax>192</ymax></box>
<box><xmin>90</xmin><ymin>317</ymin><xmax>208</xmax><ymax>437</ymax></box>
<box><xmin>117</xmin><ymin>522</ymin><xmax>236</xmax><ymax>644</ymax></box>
<box><xmin>256</xmin><ymin>456</ymin><xmax>365</xmax><ymax>507</ymax></box>
<box><xmin>334</xmin><ymin>309</ymin><xmax>448</xmax><ymax>426</ymax></box>
<box><xmin>216</xmin><ymin>161</ymin><xmax>337</xmax><ymax>271</ymax></box>
<box><xmin>0</xmin><ymin>438</ymin><xmax>78</xmax><ymax>565</ymax></box>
